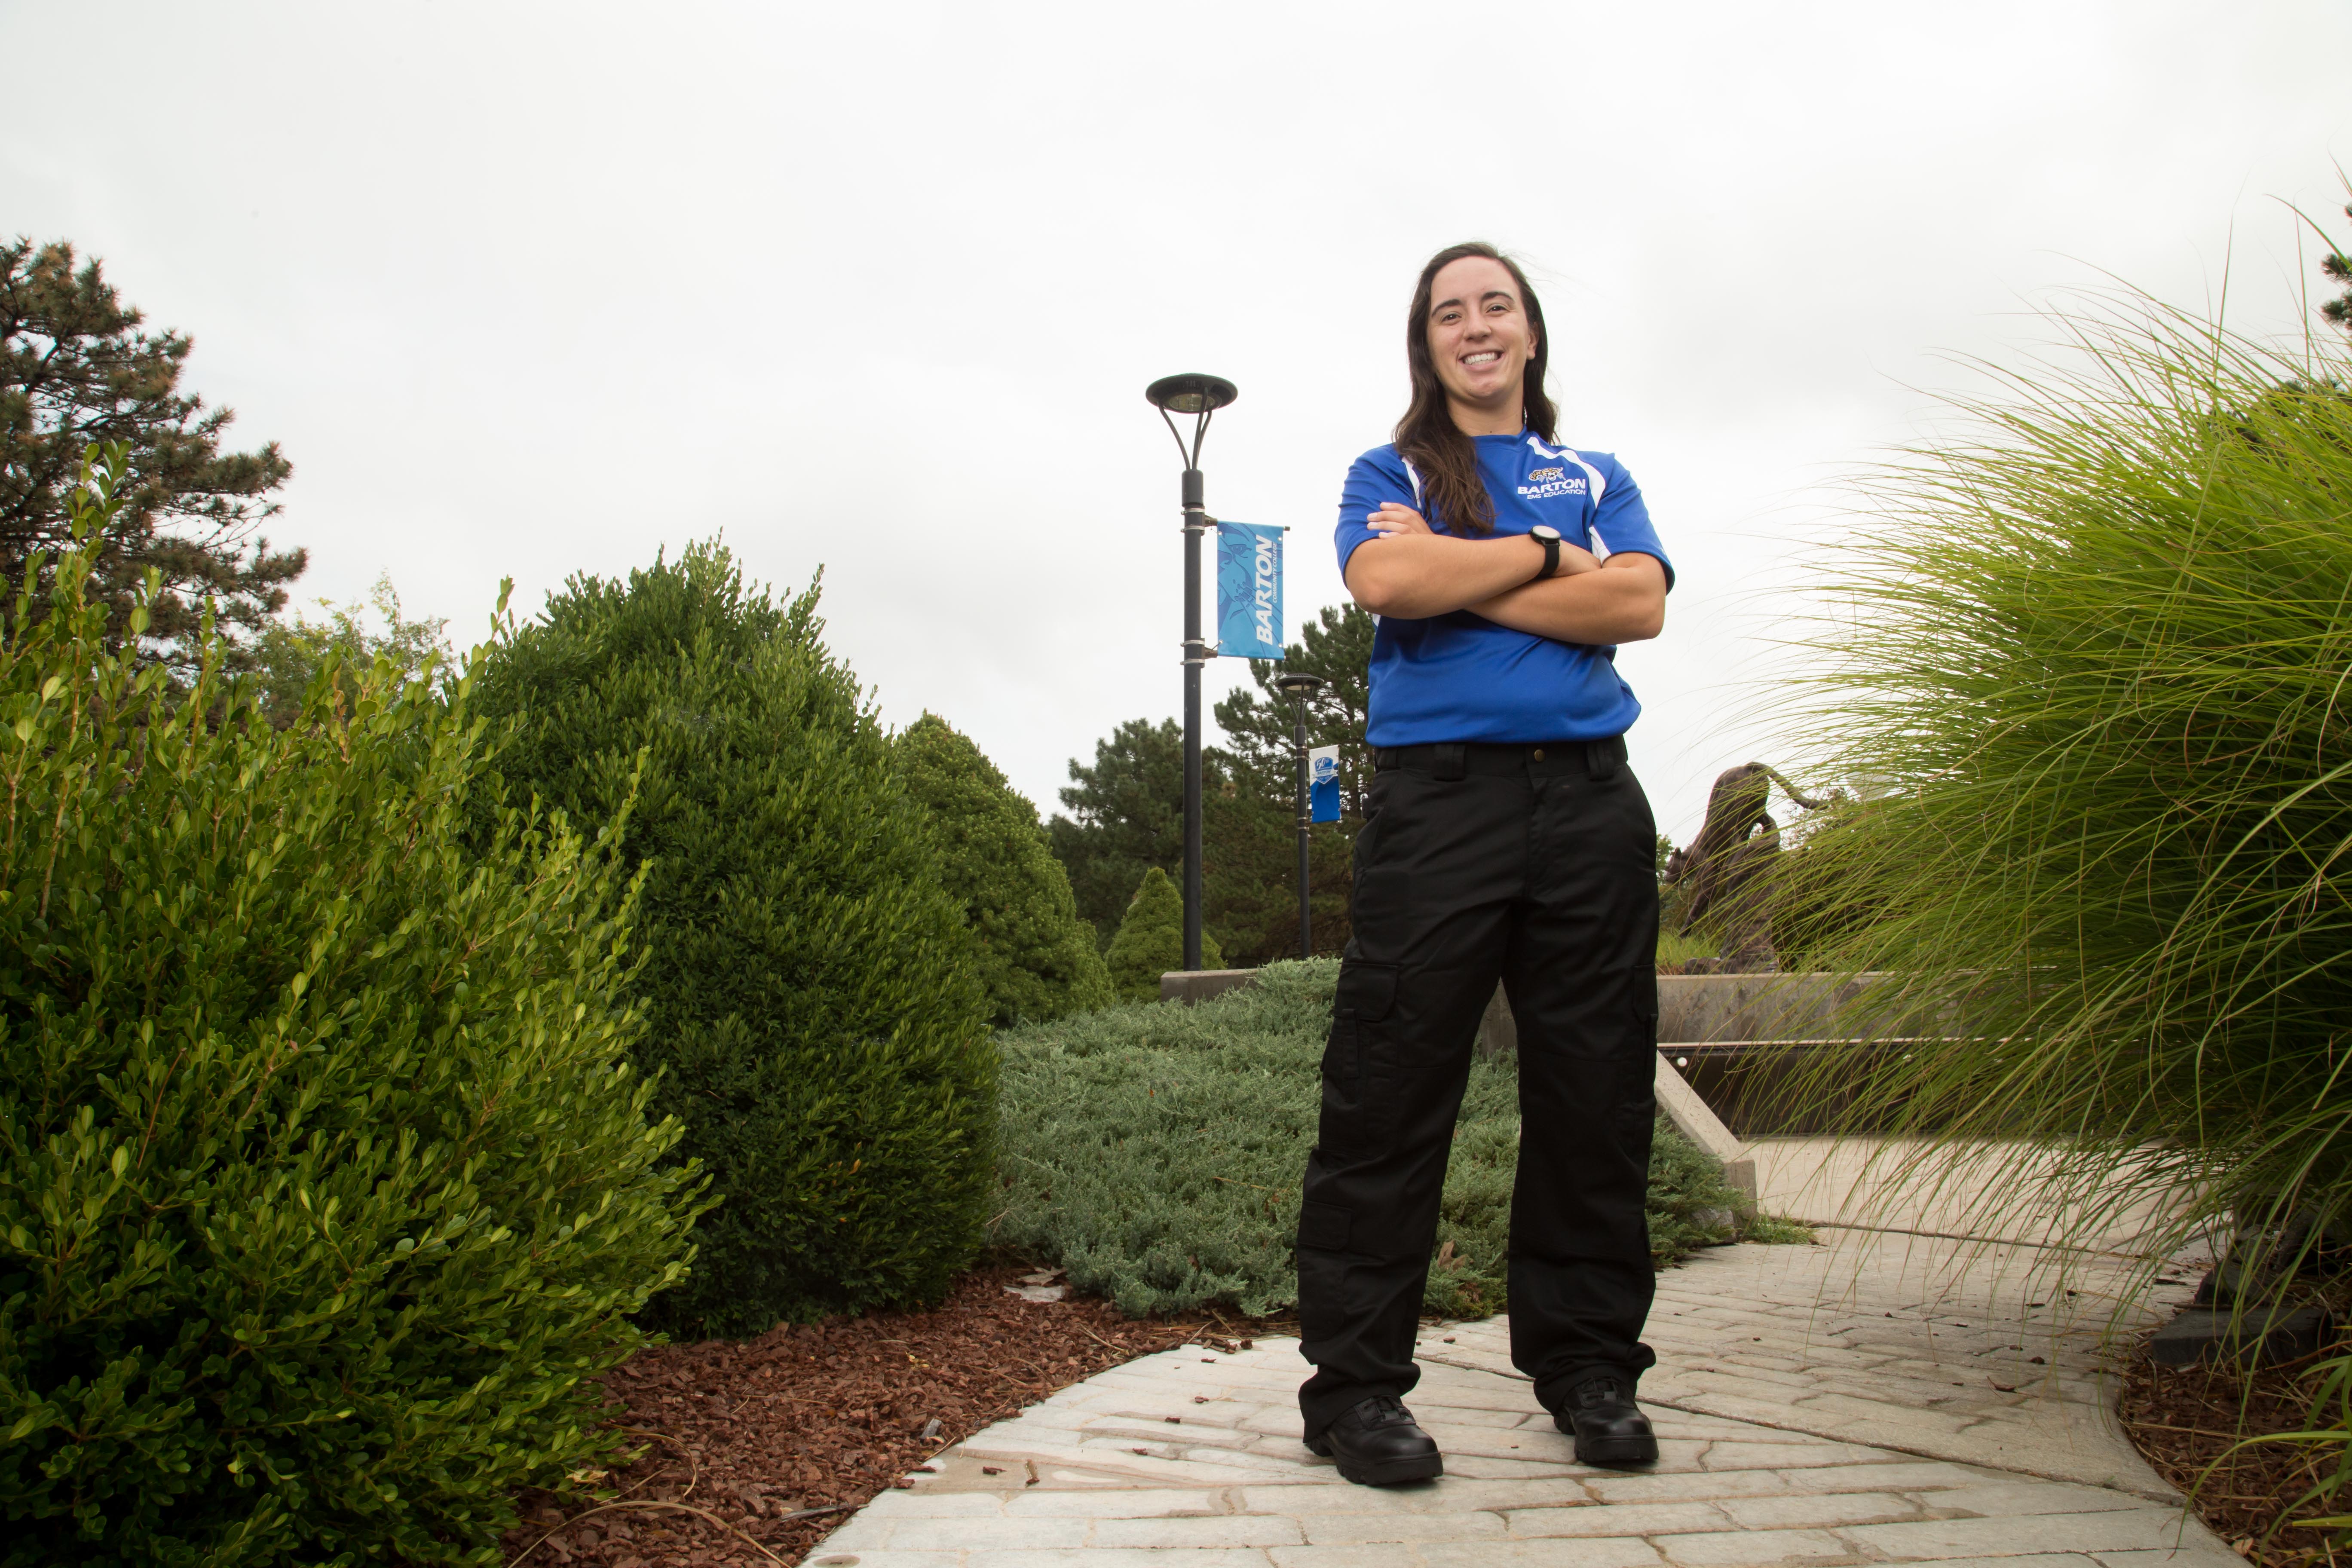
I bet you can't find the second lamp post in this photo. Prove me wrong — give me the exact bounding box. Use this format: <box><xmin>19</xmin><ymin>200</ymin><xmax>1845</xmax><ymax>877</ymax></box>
<box><xmin>1273</xmin><ymin>672</ymin><xmax>1327</xmax><ymax>960</ymax></box>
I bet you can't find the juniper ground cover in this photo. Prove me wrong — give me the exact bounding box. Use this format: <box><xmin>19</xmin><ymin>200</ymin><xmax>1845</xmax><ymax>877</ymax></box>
<box><xmin>992</xmin><ymin>959</ymin><xmax>1795</xmax><ymax>1320</ymax></box>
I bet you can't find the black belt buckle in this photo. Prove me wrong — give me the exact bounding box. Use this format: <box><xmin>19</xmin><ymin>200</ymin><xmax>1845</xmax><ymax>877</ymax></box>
<box><xmin>1432</xmin><ymin>742</ymin><xmax>1466</xmax><ymax>781</ymax></box>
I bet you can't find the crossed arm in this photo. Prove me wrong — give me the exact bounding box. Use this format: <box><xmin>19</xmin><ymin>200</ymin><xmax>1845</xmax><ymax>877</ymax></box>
<box><xmin>1341</xmin><ymin>502</ymin><xmax>1667</xmax><ymax>644</ymax></box>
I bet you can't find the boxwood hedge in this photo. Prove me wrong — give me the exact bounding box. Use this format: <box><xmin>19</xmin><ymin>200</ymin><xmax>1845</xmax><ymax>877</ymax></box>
<box><xmin>0</xmin><ymin>456</ymin><xmax>706</xmax><ymax>1565</ymax></box>
<box><xmin>472</xmin><ymin>545</ymin><xmax>995</xmax><ymax>1335</ymax></box>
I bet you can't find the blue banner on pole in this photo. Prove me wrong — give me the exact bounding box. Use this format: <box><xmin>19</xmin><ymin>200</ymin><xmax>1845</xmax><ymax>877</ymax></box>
<box><xmin>1308</xmin><ymin>745</ymin><xmax>1341</xmax><ymax>823</ymax></box>
<box><xmin>1214</xmin><ymin>521</ymin><xmax>1284</xmax><ymax>660</ymax></box>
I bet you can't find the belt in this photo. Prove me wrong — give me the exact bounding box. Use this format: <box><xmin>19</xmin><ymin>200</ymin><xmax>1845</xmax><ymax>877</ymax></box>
<box><xmin>1372</xmin><ymin>735</ymin><xmax>1626</xmax><ymax>781</ymax></box>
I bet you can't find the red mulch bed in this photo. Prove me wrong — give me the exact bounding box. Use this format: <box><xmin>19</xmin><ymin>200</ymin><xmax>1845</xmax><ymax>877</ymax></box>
<box><xmin>501</xmin><ymin>1265</ymin><xmax>1287</xmax><ymax>1568</ymax></box>
<box><xmin>2119</xmin><ymin>1340</ymin><xmax>2351</xmax><ymax>1567</ymax></box>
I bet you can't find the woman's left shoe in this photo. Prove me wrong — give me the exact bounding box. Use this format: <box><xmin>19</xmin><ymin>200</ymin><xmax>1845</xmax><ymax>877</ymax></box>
<box><xmin>1554</xmin><ymin>1376</ymin><xmax>1659</xmax><ymax>1467</ymax></box>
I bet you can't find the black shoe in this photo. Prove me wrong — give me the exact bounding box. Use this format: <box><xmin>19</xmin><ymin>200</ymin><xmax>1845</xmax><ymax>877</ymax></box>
<box><xmin>1304</xmin><ymin>1395</ymin><xmax>1444</xmax><ymax>1485</ymax></box>
<box><xmin>1555</xmin><ymin>1377</ymin><xmax>1659</xmax><ymax>1467</ymax></box>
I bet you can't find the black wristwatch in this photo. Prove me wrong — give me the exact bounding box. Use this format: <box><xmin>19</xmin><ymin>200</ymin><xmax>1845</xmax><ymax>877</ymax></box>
<box><xmin>1529</xmin><ymin>525</ymin><xmax>1562</xmax><ymax>581</ymax></box>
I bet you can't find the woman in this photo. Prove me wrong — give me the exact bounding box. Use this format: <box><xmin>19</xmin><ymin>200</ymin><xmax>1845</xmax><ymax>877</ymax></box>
<box><xmin>1297</xmin><ymin>241</ymin><xmax>1672</xmax><ymax>1486</ymax></box>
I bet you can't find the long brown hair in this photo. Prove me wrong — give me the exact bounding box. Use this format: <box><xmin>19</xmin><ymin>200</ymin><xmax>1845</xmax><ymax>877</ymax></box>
<box><xmin>1395</xmin><ymin>241</ymin><xmax>1557</xmax><ymax>535</ymax></box>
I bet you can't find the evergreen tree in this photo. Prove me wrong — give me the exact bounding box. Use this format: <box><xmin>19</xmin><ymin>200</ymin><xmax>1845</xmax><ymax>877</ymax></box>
<box><xmin>1050</xmin><ymin>608</ymin><xmax>1376</xmax><ymax>969</ymax></box>
<box><xmin>1200</xmin><ymin>785</ymin><xmax>1348</xmax><ymax>968</ymax></box>
<box><xmin>894</xmin><ymin>712</ymin><xmax>1114</xmax><ymax>1026</ymax></box>
<box><xmin>1</xmin><ymin>240</ymin><xmax>303</xmax><ymax>668</ymax></box>
<box><xmin>472</xmin><ymin>543</ymin><xmax>994</xmax><ymax>1335</ymax></box>
<box><xmin>1205</xmin><ymin>603</ymin><xmax>1375</xmax><ymax>964</ymax></box>
<box><xmin>1105</xmin><ymin>866</ymin><xmax>1225</xmax><ymax>1002</ymax></box>
<box><xmin>1212</xmin><ymin>602</ymin><xmax>1376</xmax><ymax>817</ymax></box>
<box><xmin>1047</xmin><ymin>717</ymin><xmax>1193</xmax><ymax>944</ymax></box>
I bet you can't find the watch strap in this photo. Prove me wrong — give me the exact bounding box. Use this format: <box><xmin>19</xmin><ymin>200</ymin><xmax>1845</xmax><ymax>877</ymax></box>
<box><xmin>1533</xmin><ymin>529</ymin><xmax>1561</xmax><ymax>582</ymax></box>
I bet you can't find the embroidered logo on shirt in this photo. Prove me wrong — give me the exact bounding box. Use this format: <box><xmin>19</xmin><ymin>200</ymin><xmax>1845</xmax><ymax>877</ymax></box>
<box><xmin>1517</xmin><ymin>472</ymin><xmax>1588</xmax><ymax>500</ymax></box>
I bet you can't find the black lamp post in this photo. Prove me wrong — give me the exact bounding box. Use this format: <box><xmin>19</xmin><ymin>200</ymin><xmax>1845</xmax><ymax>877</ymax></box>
<box><xmin>1273</xmin><ymin>671</ymin><xmax>1327</xmax><ymax>961</ymax></box>
<box><xmin>1145</xmin><ymin>372</ymin><xmax>1237</xmax><ymax>973</ymax></box>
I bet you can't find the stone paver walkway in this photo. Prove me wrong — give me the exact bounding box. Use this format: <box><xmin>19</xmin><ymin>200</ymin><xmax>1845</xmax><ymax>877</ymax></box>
<box><xmin>810</xmin><ymin>1228</ymin><xmax>2235</xmax><ymax>1567</ymax></box>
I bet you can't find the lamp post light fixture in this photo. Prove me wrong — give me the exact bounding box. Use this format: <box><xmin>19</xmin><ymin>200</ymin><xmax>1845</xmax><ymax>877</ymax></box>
<box><xmin>1272</xmin><ymin>671</ymin><xmax>1327</xmax><ymax>961</ymax></box>
<box><xmin>1145</xmin><ymin>372</ymin><xmax>1237</xmax><ymax>973</ymax></box>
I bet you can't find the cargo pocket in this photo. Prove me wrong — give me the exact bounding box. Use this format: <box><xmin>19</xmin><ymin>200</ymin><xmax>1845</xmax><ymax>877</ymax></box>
<box><xmin>1298</xmin><ymin>1201</ymin><xmax>1353</xmax><ymax>1253</ymax></box>
<box><xmin>1317</xmin><ymin>962</ymin><xmax>1401</xmax><ymax>1161</ymax></box>
<box><xmin>1613</xmin><ymin>1048</ymin><xmax>1660</xmax><ymax>1166</ymax></box>
<box><xmin>1336</xmin><ymin>961</ymin><xmax>1399</xmax><ymax>1026</ymax></box>
<box><xmin>1318</xmin><ymin>1020</ymin><xmax>1358</xmax><ymax>1089</ymax></box>
<box><xmin>1556</xmin><ymin>968</ymin><xmax>1660</xmax><ymax>1062</ymax></box>
<box><xmin>1321</xmin><ymin>962</ymin><xmax>1397</xmax><ymax>1082</ymax></box>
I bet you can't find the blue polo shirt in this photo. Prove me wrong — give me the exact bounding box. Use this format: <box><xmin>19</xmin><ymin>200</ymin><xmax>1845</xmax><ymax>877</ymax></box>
<box><xmin>1335</xmin><ymin>433</ymin><xmax>1672</xmax><ymax>747</ymax></box>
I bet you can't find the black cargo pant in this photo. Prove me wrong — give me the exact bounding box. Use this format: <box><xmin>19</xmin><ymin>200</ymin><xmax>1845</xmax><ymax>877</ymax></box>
<box><xmin>1296</xmin><ymin>736</ymin><xmax>1660</xmax><ymax>1439</ymax></box>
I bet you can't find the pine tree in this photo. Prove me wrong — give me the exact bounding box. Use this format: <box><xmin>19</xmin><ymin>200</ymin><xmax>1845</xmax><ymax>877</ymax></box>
<box><xmin>1047</xmin><ymin>717</ymin><xmax>1191</xmax><ymax>945</ymax></box>
<box><xmin>1213</xmin><ymin>602</ymin><xmax>1375</xmax><ymax>816</ymax></box>
<box><xmin>894</xmin><ymin>712</ymin><xmax>1114</xmax><ymax>1026</ymax></box>
<box><xmin>1</xmin><ymin>239</ymin><xmax>302</xmax><ymax>669</ymax></box>
<box><xmin>1206</xmin><ymin>602</ymin><xmax>1375</xmax><ymax>963</ymax></box>
<box><xmin>472</xmin><ymin>543</ymin><xmax>994</xmax><ymax>1334</ymax></box>
<box><xmin>1201</xmin><ymin>784</ymin><xmax>1348</xmax><ymax>967</ymax></box>
<box><xmin>1050</xmin><ymin>606</ymin><xmax>1375</xmax><ymax>970</ymax></box>
<box><xmin>1106</xmin><ymin>866</ymin><xmax>1225</xmax><ymax>1002</ymax></box>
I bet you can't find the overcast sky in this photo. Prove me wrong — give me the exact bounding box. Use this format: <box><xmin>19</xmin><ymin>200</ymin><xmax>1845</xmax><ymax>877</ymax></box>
<box><xmin>4</xmin><ymin>1</ymin><xmax>2348</xmax><ymax>842</ymax></box>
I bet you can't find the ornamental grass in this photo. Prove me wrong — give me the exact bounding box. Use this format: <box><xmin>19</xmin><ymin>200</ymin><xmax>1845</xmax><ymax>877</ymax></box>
<box><xmin>1776</xmin><ymin>293</ymin><xmax>2352</xmax><ymax>1535</ymax></box>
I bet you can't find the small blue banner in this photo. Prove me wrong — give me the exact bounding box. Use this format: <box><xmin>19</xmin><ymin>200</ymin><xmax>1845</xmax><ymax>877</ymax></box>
<box><xmin>1308</xmin><ymin>745</ymin><xmax>1341</xmax><ymax>823</ymax></box>
<box><xmin>1214</xmin><ymin>521</ymin><xmax>1284</xmax><ymax>660</ymax></box>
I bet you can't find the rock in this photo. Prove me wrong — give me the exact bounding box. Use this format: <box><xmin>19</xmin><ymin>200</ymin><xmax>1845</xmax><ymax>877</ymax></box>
<box><xmin>1002</xmin><ymin>1283</ymin><xmax>1068</xmax><ymax>1303</ymax></box>
<box><xmin>2148</xmin><ymin>1303</ymin><xmax>2334</xmax><ymax>1366</ymax></box>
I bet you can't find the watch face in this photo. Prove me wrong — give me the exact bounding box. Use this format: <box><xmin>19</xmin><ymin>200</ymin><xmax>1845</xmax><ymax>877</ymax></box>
<box><xmin>1531</xmin><ymin>526</ymin><xmax>1560</xmax><ymax>541</ymax></box>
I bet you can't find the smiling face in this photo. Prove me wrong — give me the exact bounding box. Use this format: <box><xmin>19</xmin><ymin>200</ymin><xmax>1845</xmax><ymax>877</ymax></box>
<box><xmin>1425</xmin><ymin>255</ymin><xmax>1537</xmax><ymax>432</ymax></box>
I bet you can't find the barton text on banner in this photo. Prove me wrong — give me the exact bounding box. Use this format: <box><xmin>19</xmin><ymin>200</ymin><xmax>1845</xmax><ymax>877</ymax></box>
<box><xmin>1214</xmin><ymin>521</ymin><xmax>1284</xmax><ymax>660</ymax></box>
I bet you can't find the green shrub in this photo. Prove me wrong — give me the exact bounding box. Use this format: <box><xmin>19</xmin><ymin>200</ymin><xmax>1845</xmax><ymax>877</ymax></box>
<box><xmin>1654</xmin><ymin>927</ymin><xmax>1715</xmax><ymax>971</ymax></box>
<box><xmin>1105</xmin><ymin>867</ymin><xmax>1223</xmax><ymax>1002</ymax></box>
<box><xmin>471</xmin><ymin>544</ymin><xmax>993</xmax><ymax>1336</ymax></box>
<box><xmin>893</xmin><ymin>714</ymin><xmax>1113</xmax><ymax>1026</ymax></box>
<box><xmin>993</xmin><ymin>959</ymin><xmax>1787</xmax><ymax>1319</ymax></box>
<box><xmin>247</xmin><ymin>571</ymin><xmax>450</xmax><ymax>731</ymax></box>
<box><xmin>0</xmin><ymin>453</ymin><xmax>705</xmax><ymax>1566</ymax></box>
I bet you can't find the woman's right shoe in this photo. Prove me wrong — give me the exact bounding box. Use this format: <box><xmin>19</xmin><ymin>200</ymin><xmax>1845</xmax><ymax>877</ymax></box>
<box><xmin>1303</xmin><ymin>1394</ymin><xmax>1445</xmax><ymax>1485</ymax></box>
